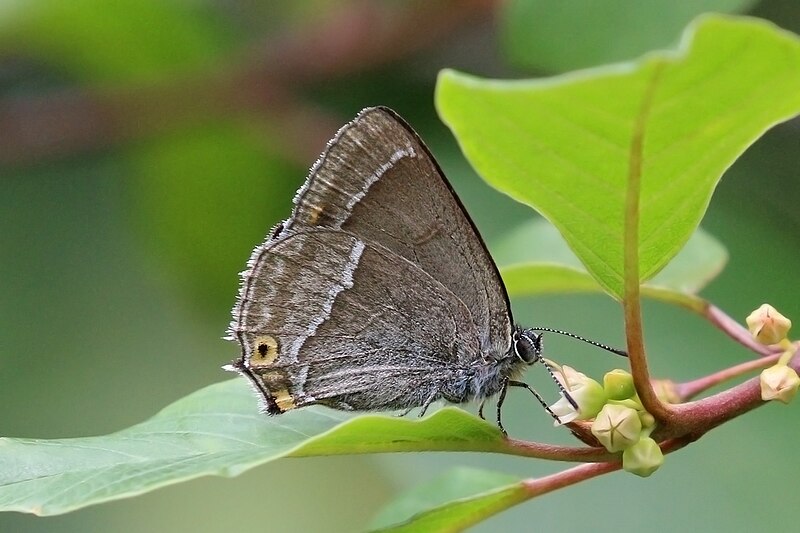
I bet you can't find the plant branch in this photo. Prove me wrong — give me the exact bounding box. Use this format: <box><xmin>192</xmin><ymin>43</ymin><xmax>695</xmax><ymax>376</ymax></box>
<box><xmin>522</xmin><ymin>461</ymin><xmax>620</xmax><ymax>496</ymax></box>
<box><xmin>654</xmin><ymin>345</ymin><xmax>799</xmax><ymax>439</ymax></box>
<box><xmin>461</xmin><ymin>437</ymin><xmax>693</xmax><ymax>528</ymax></box>
<box><xmin>519</xmin><ymin>436</ymin><xmax>690</xmax><ymax>497</ymax></box>
<box><xmin>673</xmin><ymin>351</ymin><xmax>782</xmax><ymax>401</ymax></box>
<box><xmin>498</xmin><ymin>438</ymin><xmax>616</xmax><ymax>462</ymax></box>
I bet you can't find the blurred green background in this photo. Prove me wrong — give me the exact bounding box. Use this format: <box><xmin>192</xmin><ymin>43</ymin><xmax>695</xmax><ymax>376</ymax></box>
<box><xmin>1</xmin><ymin>1</ymin><xmax>798</xmax><ymax>531</ymax></box>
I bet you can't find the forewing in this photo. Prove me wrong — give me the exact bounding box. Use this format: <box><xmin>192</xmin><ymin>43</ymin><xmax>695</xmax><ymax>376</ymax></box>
<box><xmin>283</xmin><ymin>107</ymin><xmax>512</xmax><ymax>355</ymax></box>
<box><xmin>230</xmin><ymin>229</ymin><xmax>480</xmax><ymax>413</ymax></box>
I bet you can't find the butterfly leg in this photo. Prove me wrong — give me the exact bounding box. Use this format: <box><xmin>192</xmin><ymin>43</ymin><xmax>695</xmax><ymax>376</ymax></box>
<box><xmin>495</xmin><ymin>377</ymin><xmax>510</xmax><ymax>436</ymax></box>
<box><xmin>508</xmin><ymin>380</ymin><xmax>561</xmax><ymax>424</ymax></box>
<box><xmin>478</xmin><ymin>399</ymin><xmax>487</xmax><ymax>420</ymax></box>
<box><xmin>395</xmin><ymin>406</ymin><xmax>415</xmax><ymax>417</ymax></box>
<box><xmin>417</xmin><ymin>388</ymin><xmax>440</xmax><ymax>418</ymax></box>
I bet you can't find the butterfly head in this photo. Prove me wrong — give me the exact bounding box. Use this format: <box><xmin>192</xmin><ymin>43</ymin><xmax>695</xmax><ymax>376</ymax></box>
<box><xmin>512</xmin><ymin>328</ymin><xmax>543</xmax><ymax>366</ymax></box>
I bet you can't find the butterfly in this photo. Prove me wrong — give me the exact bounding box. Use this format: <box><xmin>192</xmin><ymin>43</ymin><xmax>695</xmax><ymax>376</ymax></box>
<box><xmin>226</xmin><ymin>107</ymin><xmax>624</xmax><ymax>433</ymax></box>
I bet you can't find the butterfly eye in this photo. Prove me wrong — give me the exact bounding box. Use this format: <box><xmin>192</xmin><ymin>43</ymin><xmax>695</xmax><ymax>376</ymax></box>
<box><xmin>251</xmin><ymin>335</ymin><xmax>279</xmax><ymax>365</ymax></box>
<box><xmin>514</xmin><ymin>332</ymin><xmax>542</xmax><ymax>365</ymax></box>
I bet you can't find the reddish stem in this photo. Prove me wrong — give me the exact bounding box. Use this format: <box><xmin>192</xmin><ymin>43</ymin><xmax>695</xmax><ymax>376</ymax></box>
<box><xmin>674</xmin><ymin>352</ymin><xmax>782</xmax><ymax>401</ymax></box>
<box><xmin>655</xmin><ymin>346</ymin><xmax>799</xmax><ymax>439</ymax></box>
<box><xmin>522</xmin><ymin>461</ymin><xmax>620</xmax><ymax>495</ymax></box>
<box><xmin>499</xmin><ymin>438</ymin><xmax>616</xmax><ymax>463</ymax></box>
<box><xmin>519</xmin><ymin>437</ymin><xmax>689</xmax><ymax>497</ymax></box>
<box><xmin>623</xmin><ymin>61</ymin><xmax>671</xmax><ymax>423</ymax></box>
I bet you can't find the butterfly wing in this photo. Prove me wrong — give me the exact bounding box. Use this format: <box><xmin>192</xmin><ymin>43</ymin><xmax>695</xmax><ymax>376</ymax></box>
<box><xmin>282</xmin><ymin>107</ymin><xmax>513</xmax><ymax>357</ymax></box>
<box><xmin>229</xmin><ymin>107</ymin><xmax>514</xmax><ymax>413</ymax></box>
<box><xmin>231</xmin><ymin>229</ymin><xmax>481</xmax><ymax>413</ymax></box>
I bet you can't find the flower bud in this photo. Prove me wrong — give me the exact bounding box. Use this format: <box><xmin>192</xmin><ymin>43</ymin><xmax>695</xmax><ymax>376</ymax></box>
<box><xmin>760</xmin><ymin>364</ymin><xmax>800</xmax><ymax>404</ymax></box>
<box><xmin>623</xmin><ymin>437</ymin><xmax>664</xmax><ymax>477</ymax></box>
<box><xmin>610</xmin><ymin>398</ymin><xmax>642</xmax><ymax>411</ymax></box>
<box><xmin>591</xmin><ymin>404</ymin><xmax>642</xmax><ymax>452</ymax></box>
<box><xmin>604</xmin><ymin>369</ymin><xmax>635</xmax><ymax>400</ymax></box>
<box><xmin>549</xmin><ymin>395</ymin><xmax>581</xmax><ymax>425</ymax></box>
<box><xmin>746</xmin><ymin>304</ymin><xmax>791</xmax><ymax>345</ymax></box>
<box><xmin>638</xmin><ymin>411</ymin><xmax>656</xmax><ymax>429</ymax></box>
<box><xmin>549</xmin><ymin>365</ymin><xmax>607</xmax><ymax>425</ymax></box>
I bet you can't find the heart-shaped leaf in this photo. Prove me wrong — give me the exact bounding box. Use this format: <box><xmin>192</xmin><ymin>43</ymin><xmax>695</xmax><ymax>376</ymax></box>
<box><xmin>437</xmin><ymin>15</ymin><xmax>800</xmax><ymax>298</ymax></box>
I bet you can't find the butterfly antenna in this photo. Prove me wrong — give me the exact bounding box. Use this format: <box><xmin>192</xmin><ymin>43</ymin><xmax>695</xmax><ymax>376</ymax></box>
<box><xmin>530</xmin><ymin>327</ymin><xmax>628</xmax><ymax>357</ymax></box>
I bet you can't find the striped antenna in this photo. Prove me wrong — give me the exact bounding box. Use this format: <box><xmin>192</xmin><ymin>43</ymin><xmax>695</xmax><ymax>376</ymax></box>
<box><xmin>530</xmin><ymin>327</ymin><xmax>628</xmax><ymax>357</ymax></box>
<box><xmin>541</xmin><ymin>359</ymin><xmax>579</xmax><ymax>410</ymax></box>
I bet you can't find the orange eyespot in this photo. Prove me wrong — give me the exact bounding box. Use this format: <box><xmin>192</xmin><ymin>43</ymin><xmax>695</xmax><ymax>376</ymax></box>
<box><xmin>251</xmin><ymin>335</ymin><xmax>279</xmax><ymax>365</ymax></box>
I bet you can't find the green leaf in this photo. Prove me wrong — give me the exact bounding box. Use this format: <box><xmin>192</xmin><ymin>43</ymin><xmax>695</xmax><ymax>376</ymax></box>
<box><xmin>501</xmin><ymin>0</ymin><xmax>758</xmax><ymax>72</ymax></box>
<box><xmin>289</xmin><ymin>409</ymin><xmax>502</xmax><ymax>458</ymax></box>
<box><xmin>496</xmin><ymin>219</ymin><xmax>726</xmax><ymax>307</ymax></box>
<box><xmin>0</xmin><ymin>380</ymin><xmax>505</xmax><ymax>516</ymax></box>
<box><xmin>369</xmin><ymin>468</ymin><xmax>527</xmax><ymax>532</ymax></box>
<box><xmin>437</xmin><ymin>15</ymin><xmax>800</xmax><ymax>299</ymax></box>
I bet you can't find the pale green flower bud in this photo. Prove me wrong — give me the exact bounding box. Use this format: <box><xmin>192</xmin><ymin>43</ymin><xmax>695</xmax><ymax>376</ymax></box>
<box><xmin>760</xmin><ymin>364</ymin><xmax>800</xmax><ymax>404</ymax></box>
<box><xmin>609</xmin><ymin>398</ymin><xmax>641</xmax><ymax>411</ymax></box>
<box><xmin>746</xmin><ymin>304</ymin><xmax>791</xmax><ymax>345</ymax></box>
<box><xmin>623</xmin><ymin>437</ymin><xmax>664</xmax><ymax>477</ymax></box>
<box><xmin>549</xmin><ymin>365</ymin><xmax>607</xmax><ymax>425</ymax></box>
<box><xmin>604</xmin><ymin>369</ymin><xmax>635</xmax><ymax>400</ymax></box>
<box><xmin>638</xmin><ymin>411</ymin><xmax>656</xmax><ymax>429</ymax></box>
<box><xmin>549</xmin><ymin>395</ymin><xmax>581</xmax><ymax>425</ymax></box>
<box><xmin>591</xmin><ymin>404</ymin><xmax>642</xmax><ymax>452</ymax></box>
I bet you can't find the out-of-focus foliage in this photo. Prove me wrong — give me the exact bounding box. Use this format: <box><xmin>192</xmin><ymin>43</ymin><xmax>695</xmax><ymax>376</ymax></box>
<box><xmin>131</xmin><ymin>124</ymin><xmax>300</xmax><ymax>309</ymax></box>
<box><xmin>502</xmin><ymin>0</ymin><xmax>758</xmax><ymax>71</ymax></box>
<box><xmin>2</xmin><ymin>0</ymin><xmax>235</xmax><ymax>82</ymax></box>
